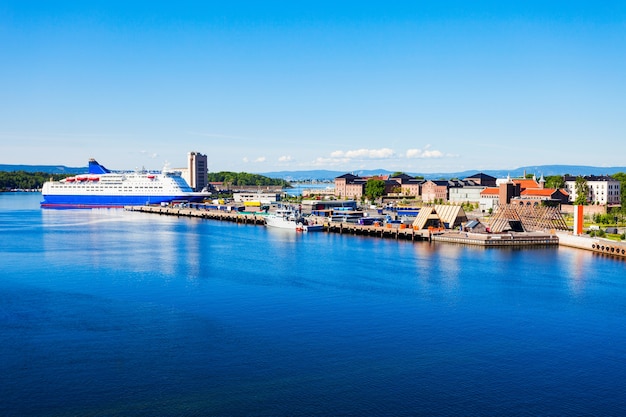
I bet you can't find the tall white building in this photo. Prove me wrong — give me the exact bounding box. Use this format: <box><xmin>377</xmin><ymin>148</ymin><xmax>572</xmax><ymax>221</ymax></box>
<box><xmin>563</xmin><ymin>175</ymin><xmax>621</xmax><ymax>205</ymax></box>
<box><xmin>185</xmin><ymin>152</ymin><xmax>208</xmax><ymax>192</ymax></box>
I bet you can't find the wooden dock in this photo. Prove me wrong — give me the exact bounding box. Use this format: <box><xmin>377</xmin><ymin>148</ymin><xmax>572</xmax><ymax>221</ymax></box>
<box><xmin>432</xmin><ymin>231</ymin><xmax>559</xmax><ymax>247</ymax></box>
<box><xmin>325</xmin><ymin>222</ymin><xmax>431</xmax><ymax>241</ymax></box>
<box><xmin>125</xmin><ymin>205</ymin><xmax>267</xmax><ymax>225</ymax></box>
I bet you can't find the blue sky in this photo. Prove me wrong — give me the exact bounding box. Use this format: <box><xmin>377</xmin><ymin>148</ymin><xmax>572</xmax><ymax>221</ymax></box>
<box><xmin>1</xmin><ymin>1</ymin><xmax>625</xmax><ymax>173</ymax></box>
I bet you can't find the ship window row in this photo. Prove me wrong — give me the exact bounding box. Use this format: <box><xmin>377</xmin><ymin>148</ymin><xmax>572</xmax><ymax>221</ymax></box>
<box><xmin>52</xmin><ymin>185</ymin><xmax>164</xmax><ymax>189</ymax></box>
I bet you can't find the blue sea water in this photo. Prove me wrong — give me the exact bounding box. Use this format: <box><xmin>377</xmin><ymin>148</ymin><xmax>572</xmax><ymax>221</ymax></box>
<box><xmin>1</xmin><ymin>192</ymin><xmax>625</xmax><ymax>416</ymax></box>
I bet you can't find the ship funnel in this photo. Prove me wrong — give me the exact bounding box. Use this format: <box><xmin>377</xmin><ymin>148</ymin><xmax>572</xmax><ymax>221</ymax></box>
<box><xmin>88</xmin><ymin>159</ymin><xmax>111</xmax><ymax>174</ymax></box>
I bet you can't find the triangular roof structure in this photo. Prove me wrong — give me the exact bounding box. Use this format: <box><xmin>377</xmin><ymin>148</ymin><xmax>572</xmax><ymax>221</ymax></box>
<box><xmin>434</xmin><ymin>205</ymin><xmax>468</xmax><ymax>228</ymax></box>
<box><xmin>489</xmin><ymin>203</ymin><xmax>569</xmax><ymax>233</ymax></box>
<box><xmin>465</xmin><ymin>172</ymin><xmax>496</xmax><ymax>180</ymax></box>
<box><xmin>412</xmin><ymin>207</ymin><xmax>443</xmax><ymax>230</ymax></box>
<box><xmin>336</xmin><ymin>173</ymin><xmax>360</xmax><ymax>181</ymax></box>
<box><xmin>412</xmin><ymin>205</ymin><xmax>468</xmax><ymax>230</ymax></box>
<box><xmin>464</xmin><ymin>172</ymin><xmax>497</xmax><ymax>186</ymax></box>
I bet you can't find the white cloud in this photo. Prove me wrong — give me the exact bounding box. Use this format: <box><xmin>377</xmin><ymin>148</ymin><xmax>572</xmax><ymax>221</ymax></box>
<box><xmin>423</xmin><ymin>149</ymin><xmax>444</xmax><ymax>158</ymax></box>
<box><xmin>406</xmin><ymin>145</ymin><xmax>444</xmax><ymax>159</ymax></box>
<box><xmin>254</xmin><ymin>156</ymin><xmax>266</xmax><ymax>163</ymax></box>
<box><xmin>331</xmin><ymin>148</ymin><xmax>395</xmax><ymax>160</ymax></box>
<box><xmin>311</xmin><ymin>145</ymin><xmax>449</xmax><ymax>169</ymax></box>
<box><xmin>278</xmin><ymin>155</ymin><xmax>292</xmax><ymax>162</ymax></box>
<box><xmin>242</xmin><ymin>157</ymin><xmax>249</xmax><ymax>163</ymax></box>
<box><xmin>310</xmin><ymin>156</ymin><xmax>350</xmax><ymax>167</ymax></box>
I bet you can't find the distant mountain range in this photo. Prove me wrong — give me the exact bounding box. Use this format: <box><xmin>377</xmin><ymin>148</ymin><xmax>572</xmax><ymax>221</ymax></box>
<box><xmin>260</xmin><ymin>165</ymin><xmax>626</xmax><ymax>181</ymax></box>
<box><xmin>2</xmin><ymin>163</ymin><xmax>626</xmax><ymax>181</ymax></box>
<box><xmin>0</xmin><ymin>164</ymin><xmax>88</xmax><ymax>174</ymax></box>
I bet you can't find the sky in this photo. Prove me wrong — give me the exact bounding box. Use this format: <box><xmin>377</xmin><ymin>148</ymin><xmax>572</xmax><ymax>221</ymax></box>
<box><xmin>1</xmin><ymin>1</ymin><xmax>625</xmax><ymax>173</ymax></box>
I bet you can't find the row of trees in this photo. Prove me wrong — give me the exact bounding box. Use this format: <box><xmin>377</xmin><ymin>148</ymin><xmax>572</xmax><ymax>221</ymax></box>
<box><xmin>206</xmin><ymin>171</ymin><xmax>290</xmax><ymax>188</ymax></box>
<box><xmin>0</xmin><ymin>170</ymin><xmax>290</xmax><ymax>191</ymax></box>
<box><xmin>0</xmin><ymin>171</ymin><xmax>66</xmax><ymax>190</ymax></box>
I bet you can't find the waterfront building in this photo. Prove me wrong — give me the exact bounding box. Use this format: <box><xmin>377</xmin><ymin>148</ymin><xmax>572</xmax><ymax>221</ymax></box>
<box><xmin>389</xmin><ymin>173</ymin><xmax>424</xmax><ymax>197</ymax></box>
<box><xmin>563</xmin><ymin>175</ymin><xmax>621</xmax><ymax>206</ymax></box>
<box><xmin>494</xmin><ymin>174</ymin><xmax>548</xmax><ymax>206</ymax></box>
<box><xmin>301</xmin><ymin>200</ymin><xmax>358</xmax><ymax>216</ymax></box>
<box><xmin>515</xmin><ymin>188</ymin><xmax>569</xmax><ymax>206</ymax></box>
<box><xmin>334</xmin><ymin>173</ymin><xmax>407</xmax><ymax>200</ymax></box>
<box><xmin>301</xmin><ymin>187</ymin><xmax>336</xmax><ymax>198</ymax></box>
<box><xmin>334</xmin><ymin>174</ymin><xmax>366</xmax><ymax>199</ymax></box>
<box><xmin>464</xmin><ymin>172</ymin><xmax>497</xmax><ymax>187</ymax></box>
<box><xmin>496</xmin><ymin>176</ymin><xmax>541</xmax><ymax>190</ymax></box>
<box><xmin>185</xmin><ymin>152</ymin><xmax>208</xmax><ymax>192</ymax></box>
<box><xmin>421</xmin><ymin>180</ymin><xmax>450</xmax><ymax>203</ymax></box>
<box><xmin>480</xmin><ymin>187</ymin><xmax>500</xmax><ymax>212</ymax></box>
<box><xmin>448</xmin><ymin>180</ymin><xmax>485</xmax><ymax>204</ymax></box>
<box><xmin>446</xmin><ymin>173</ymin><xmax>496</xmax><ymax>204</ymax></box>
<box><xmin>233</xmin><ymin>192</ymin><xmax>280</xmax><ymax>205</ymax></box>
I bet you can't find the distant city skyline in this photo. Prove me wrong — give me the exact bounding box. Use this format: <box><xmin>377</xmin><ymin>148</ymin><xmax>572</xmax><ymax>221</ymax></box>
<box><xmin>2</xmin><ymin>1</ymin><xmax>625</xmax><ymax>173</ymax></box>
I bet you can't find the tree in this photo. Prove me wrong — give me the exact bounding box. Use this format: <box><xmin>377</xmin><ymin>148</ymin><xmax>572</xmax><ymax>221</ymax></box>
<box><xmin>206</xmin><ymin>171</ymin><xmax>290</xmax><ymax>187</ymax></box>
<box><xmin>0</xmin><ymin>171</ymin><xmax>68</xmax><ymax>190</ymax></box>
<box><xmin>545</xmin><ymin>175</ymin><xmax>565</xmax><ymax>189</ymax></box>
<box><xmin>365</xmin><ymin>179</ymin><xmax>386</xmax><ymax>201</ymax></box>
<box><xmin>574</xmin><ymin>176</ymin><xmax>589</xmax><ymax>205</ymax></box>
<box><xmin>391</xmin><ymin>172</ymin><xmax>405</xmax><ymax>177</ymax></box>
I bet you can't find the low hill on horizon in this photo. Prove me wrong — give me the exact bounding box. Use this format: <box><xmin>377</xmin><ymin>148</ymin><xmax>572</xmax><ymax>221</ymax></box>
<box><xmin>0</xmin><ymin>164</ymin><xmax>87</xmax><ymax>174</ymax></box>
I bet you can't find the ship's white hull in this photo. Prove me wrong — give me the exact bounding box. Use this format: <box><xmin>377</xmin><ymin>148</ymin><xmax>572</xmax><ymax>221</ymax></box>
<box><xmin>41</xmin><ymin>159</ymin><xmax>210</xmax><ymax>208</ymax></box>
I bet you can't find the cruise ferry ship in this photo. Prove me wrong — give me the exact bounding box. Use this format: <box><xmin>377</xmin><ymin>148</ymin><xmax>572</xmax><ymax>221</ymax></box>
<box><xmin>41</xmin><ymin>159</ymin><xmax>210</xmax><ymax>208</ymax></box>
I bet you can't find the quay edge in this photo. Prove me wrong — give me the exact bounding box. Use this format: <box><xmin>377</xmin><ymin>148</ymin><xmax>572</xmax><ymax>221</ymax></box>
<box><xmin>556</xmin><ymin>231</ymin><xmax>626</xmax><ymax>258</ymax></box>
<box><xmin>124</xmin><ymin>205</ymin><xmax>626</xmax><ymax>258</ymax></box>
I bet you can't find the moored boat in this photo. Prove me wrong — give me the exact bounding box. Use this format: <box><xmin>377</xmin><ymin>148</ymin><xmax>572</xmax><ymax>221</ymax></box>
<box><xmin>41</xmin><ymin>158</ymin><xmax>211</xmax><ymax>208</ymax></box>
<box><xmin>265</xmin><ymin>206</ymin><xmax>322</xmax><ymax>232</ymax></box>
<box><xmin>265</xmin><ymin>206</ymin><xmax>303</xmax><ymax>230</ymax></box>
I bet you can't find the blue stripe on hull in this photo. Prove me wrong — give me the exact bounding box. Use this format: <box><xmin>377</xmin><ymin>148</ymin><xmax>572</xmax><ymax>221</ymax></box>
<box><xmin>41</xmin><ymin>194</ymin><xmax>202</xmax><ymax>208</ymax></box>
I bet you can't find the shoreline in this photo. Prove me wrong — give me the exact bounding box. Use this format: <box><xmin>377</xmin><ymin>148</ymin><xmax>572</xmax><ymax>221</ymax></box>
<box><xmin>124</xmin><ymin>205</ymin><xmax>626</xmax><ymax>259</ymax></box>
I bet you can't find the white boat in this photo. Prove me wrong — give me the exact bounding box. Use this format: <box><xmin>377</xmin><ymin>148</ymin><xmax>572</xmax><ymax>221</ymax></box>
<box><xmin>41</xmin><ymin>158</ymin><xmax>211</xmax><ymax>208</ymax></box>
<box><xmin>265</xmin><ymin>206</ymin><xmax>304</xmax><ymax>230</ymax></box>
<box><xmin>265</xmin><ymin>207</ymin><xmax>324</xmax><ymax>232</ymax></box>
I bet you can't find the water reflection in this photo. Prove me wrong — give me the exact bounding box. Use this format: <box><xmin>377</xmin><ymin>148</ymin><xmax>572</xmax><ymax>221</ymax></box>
<box><xmin>41</xmin><ymin>209</ymin><xmax>205</xmax><ymax>279</ymax></box>
<box><xmin>562</xmin><ymin>246</ymin><xmax>589</xmax><ymax>296</ymax></box>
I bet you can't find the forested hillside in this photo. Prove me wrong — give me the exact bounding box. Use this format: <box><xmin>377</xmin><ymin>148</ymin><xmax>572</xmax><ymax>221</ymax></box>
<box><xmin>0</xmin><ymin>171</ymin><xmax>67</xmax><ymax>190</ymax></box>
<box><xmin>207</xmin><ymin>171</ymin><xmax>290</xmax><ymax>187</ymax></box>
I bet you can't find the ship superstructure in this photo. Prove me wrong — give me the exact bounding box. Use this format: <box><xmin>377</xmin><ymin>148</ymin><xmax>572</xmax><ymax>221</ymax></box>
<box><xmin>41</xmin><ymin>159</ymin><xmax>209</xmax><ymax>208</ymax></box>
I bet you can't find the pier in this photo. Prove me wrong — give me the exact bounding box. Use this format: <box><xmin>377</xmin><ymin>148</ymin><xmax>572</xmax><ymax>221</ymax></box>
<box><xmin>125</xmin><ymin>205</ymin><xmax>267</xmax><ymax>225</ymax></box>
<box><xmin>124</xmin><ymin>205</ymin><xmax>626</xmax><ymax>258</ymax></box>
<box><xmin>556</xmin><ymin>232</ymin><xmax>626</xmax><ymax>259</ymax></box>
<box><xmin>431</xmin><ymin>231</ymin><xmax>559</xmax><ymax>247</ymax></box>
<box><xmin>325</xmin><ymin>222</ymin><xmax>431</xmax><ymax>241</ymax></box>
<box><xmin>125</xmin><ymin>205</ymin><xmax>563</xmax><ymax>247</ymax></box>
